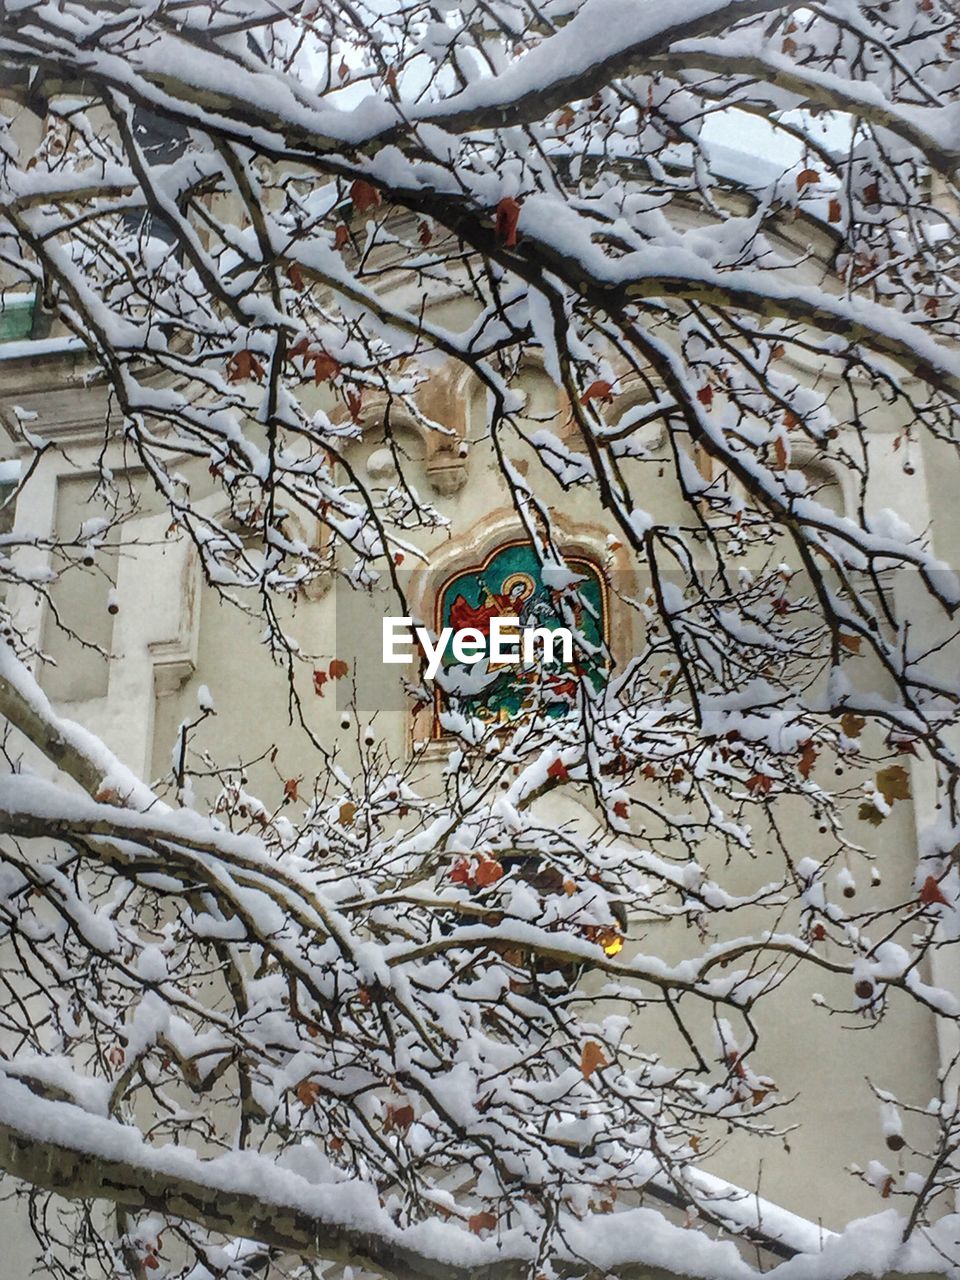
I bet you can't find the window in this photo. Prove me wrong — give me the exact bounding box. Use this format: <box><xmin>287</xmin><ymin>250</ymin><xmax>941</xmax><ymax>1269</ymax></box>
<box><xmin>121</xmin><ymin>108</ymin><xmax>189</xmax><ymax>246</ymax></box>
<box><xmin>0</xmin><ymin>461</ymin><xmax>19</xmax><ymax>538</ymax></box>
<box><xmin>434</xmin><ymin>541</ymin><xmax>608</xmax><ymax>731</ymax></box>
<box><xmin>798</xmin><ymin>459</ymin><xmax>843</xmax><ymax>515</ymax></box>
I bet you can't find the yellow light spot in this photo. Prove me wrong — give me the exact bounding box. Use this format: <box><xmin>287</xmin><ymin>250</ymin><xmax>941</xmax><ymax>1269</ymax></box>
<box><xmin>600</xmin><ymin>930</ymin><xmax>623</xmax><ymax>957</ymax></box>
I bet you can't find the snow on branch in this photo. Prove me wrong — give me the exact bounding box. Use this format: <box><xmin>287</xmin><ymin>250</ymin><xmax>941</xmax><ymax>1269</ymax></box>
<box><xmin>2</xmin><ymin>1</ymin><xmax>960</xmax><ymax>1277</ymax></box>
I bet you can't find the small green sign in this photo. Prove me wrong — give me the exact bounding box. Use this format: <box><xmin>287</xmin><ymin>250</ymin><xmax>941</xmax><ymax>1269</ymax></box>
<box><xmin>0</xmin><ymin>295</ymin><xmax>35</xmax><ymax>343</ymax></box>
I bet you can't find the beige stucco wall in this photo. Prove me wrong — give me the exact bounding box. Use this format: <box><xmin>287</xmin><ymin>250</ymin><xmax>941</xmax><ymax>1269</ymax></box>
<box><xmin>0</xmin><ymin>191</ymin><xmax>954</xmax><ymax>1272</ymax></box>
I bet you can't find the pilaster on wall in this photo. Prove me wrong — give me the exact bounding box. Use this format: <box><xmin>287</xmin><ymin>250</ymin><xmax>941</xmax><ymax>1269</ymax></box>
<box><xmin>109</xmin><ymin>513</ymin><xmax>202</xmax><ymax>779</ymax></box>
<box><xmin>3</xmin><ymin>455</ymin><xmax>59</xmax><ymax>674</ymax></box>
<box><xmin>0</xmin><ymin>363</ymin><xmax>111</xmax><ymax>674</ymax></box>
<box><xmin>905</xmin><ymin>430</ymin><xmax>960</xmax><ymax>1158</ymax></box>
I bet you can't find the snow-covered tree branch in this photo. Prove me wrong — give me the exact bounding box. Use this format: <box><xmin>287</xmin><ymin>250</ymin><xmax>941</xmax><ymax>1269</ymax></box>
<box><xmin>2</xmin><ymin>1</ymin><xmax>960</xmax><ymax>1277</ymax></box>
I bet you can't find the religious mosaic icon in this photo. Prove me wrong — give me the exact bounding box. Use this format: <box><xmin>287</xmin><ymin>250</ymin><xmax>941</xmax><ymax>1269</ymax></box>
<box><xmin>435</xmin><ymin>542</ymin><xmax>607</xmax><ymax>729</ymax></box>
